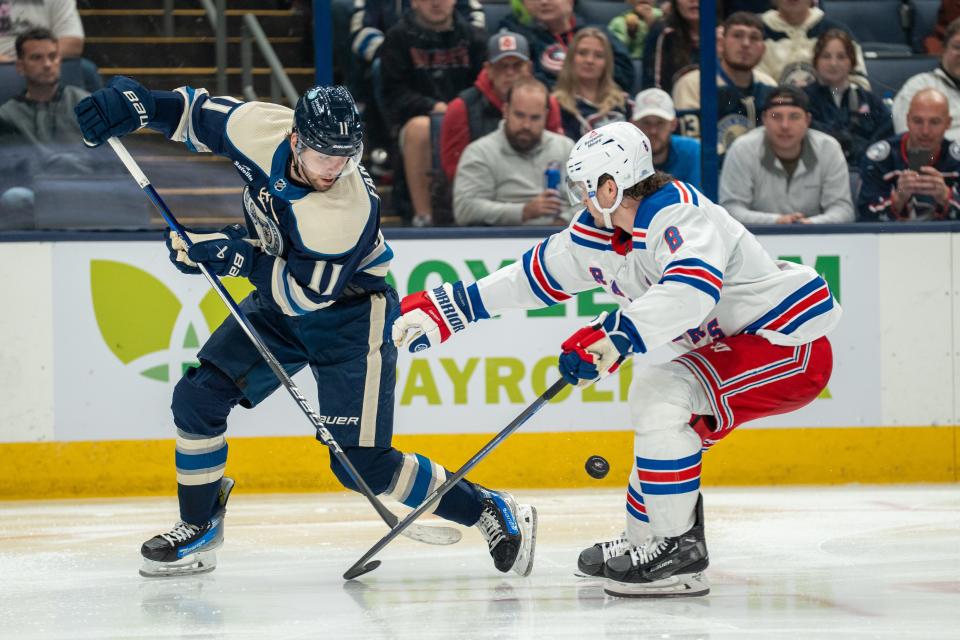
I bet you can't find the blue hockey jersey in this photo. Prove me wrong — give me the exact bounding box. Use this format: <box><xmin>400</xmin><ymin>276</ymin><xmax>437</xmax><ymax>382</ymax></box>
<box><xmin>857</xmin><ymin>134</ymin><xmax>960</xmax><ymax>221</ymax></box>
<box><xmin>148</xmin><ymin>87</ymin><xmax>393</xmax><ymax>316</ymax></box>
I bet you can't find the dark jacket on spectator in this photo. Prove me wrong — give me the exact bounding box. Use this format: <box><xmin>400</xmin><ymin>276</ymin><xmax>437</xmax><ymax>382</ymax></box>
<box><xmin>642</xmin><ymin>20</ymin><xmax>700</xmax><ymax>95</ymax></box>
<box><xmin>558</xmin><ymin>94</ymin><xmax>632</xmax><ymax>141</ymax></box>
<box><xmin>858</xmin><ymin>135</ymin><xmax>960</xmax><ymax>220</ymax></box>
<box><xmin>805</xmin><ymin>82</ymin><xmax>893</xmax><ymax>166</ymax></box>
<box><xmin>497</xmin><ymin>12</ymin><xmax>635</xmax><ymax>93</ymax></box>
<box><xmin>439</xmin><ymin>67</ymin><xmax>564</xmax><ymax>180</ymax></box>
<box><xmin>380</xmin><ymin>10</ymin><xmax>486</xmax><ymax>130</ymax></box>
<box><xmin>350</xmin><ymin>0</ymin><xmax>484</xmax><ymax>63</ymax></box>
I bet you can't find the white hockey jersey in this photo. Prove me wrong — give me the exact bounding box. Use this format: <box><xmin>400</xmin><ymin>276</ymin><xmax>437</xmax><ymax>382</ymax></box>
<box><xmin>471</xmin><ymin>180</ymin><xmax>841</xmax><ymax>354</ymax></box>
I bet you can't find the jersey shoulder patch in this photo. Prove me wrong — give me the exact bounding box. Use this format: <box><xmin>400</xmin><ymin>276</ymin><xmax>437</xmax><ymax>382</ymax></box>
<box><xmin>290</xmin><ymin>170</ymin><xmax>373</xmax><ymax>257</ymax></box>
<box><xmin>866</xmin><ymin>140</ymin><xmax>891</xmax><ymax>162</ymax></box>
<box><xmin>950</xmin><ymin>140</ymin><xmax>960</xmax><ymax>162</ymax></box>
<box><xmin>225</xmin><ymin>101</ymin><xmax>294</xmax><ymax>171</ymax></box>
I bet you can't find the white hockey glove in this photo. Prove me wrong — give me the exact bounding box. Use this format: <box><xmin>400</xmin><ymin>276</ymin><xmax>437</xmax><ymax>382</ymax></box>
<box><xmin>392</xmin><ymin>282</ymin><xmax>476</xmax><ymax>352</ymax></box>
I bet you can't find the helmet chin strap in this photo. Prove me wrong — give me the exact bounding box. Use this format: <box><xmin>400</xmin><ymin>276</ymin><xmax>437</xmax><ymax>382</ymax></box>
<box><xmin>589</xmin><ymin>188</ymin><xmax>624</xmax><ymax>230</ymax></box>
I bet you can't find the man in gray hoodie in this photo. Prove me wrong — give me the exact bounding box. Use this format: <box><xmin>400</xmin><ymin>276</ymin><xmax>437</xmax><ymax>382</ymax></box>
<box><xmin>719</xmin><ymin>85</ymin><xmax>854</xmax><ymax>224</ymax></box>
<box><xmin>453</xmin><ymin>77</ymin><xmax>576</xmax><ymax>225</ymax></box>
<box><xmin>0</xmin><ymin>28</ymin><xmax>89</xmax><ymax>226</ymax></box>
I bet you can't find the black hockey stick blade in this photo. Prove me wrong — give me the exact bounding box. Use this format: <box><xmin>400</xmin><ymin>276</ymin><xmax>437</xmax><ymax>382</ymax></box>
<box><xmin>343</xmin><ymin>559</ymin><xmax>381</xmax><ymax>580</ymax></box>
<box><xmin>342</xmin><ymin>378</ymin><xmax>567</xmax><ymax>580</ymax></box>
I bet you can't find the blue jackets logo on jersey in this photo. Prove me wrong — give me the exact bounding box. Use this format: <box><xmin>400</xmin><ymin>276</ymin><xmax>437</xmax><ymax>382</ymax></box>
<box><xmin>243</xmin><ymin>186</ymin><xmax>284</xmax><ymax>257</ymax></box>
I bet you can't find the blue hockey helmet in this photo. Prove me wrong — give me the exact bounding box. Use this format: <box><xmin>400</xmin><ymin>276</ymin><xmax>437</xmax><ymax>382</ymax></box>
<box><xmin>294</xmin><ymin>85</ymin><xmax>364</xmax><ymax>157</ymax></box>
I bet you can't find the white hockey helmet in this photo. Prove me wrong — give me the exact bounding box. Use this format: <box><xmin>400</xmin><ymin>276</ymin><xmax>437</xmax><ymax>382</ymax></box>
<box><xmin>566</xmin><ymin>122</ymin><xmax>655</xmax><ymax>228</ymax></box>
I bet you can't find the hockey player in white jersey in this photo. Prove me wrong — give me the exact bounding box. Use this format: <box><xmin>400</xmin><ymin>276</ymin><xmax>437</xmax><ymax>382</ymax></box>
<box><xmin>74</xmin><ymin>78</ymin><xmax>536</xmax><ymax>579</ymax></box>
<box><xmin>392</xmin><ymin>121</ymin><xmax>840</xmax><ymax>597</ymax></box>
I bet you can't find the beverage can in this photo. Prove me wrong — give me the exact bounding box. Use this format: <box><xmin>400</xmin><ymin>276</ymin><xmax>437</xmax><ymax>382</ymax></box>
<box><xmin>544</xmin><ymin>161</ymin><xmax>561</xmax><ymax>191</ymax></box>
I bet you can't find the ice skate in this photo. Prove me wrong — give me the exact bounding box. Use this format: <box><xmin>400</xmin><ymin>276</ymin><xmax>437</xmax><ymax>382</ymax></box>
<box><xmin>140</xmin><ymin>477</ymin><xmax>235</xmax><ymax>578</ymax></box>
<box><xmin>475</xmin><ymin>488</ymin><xmax>537</xmax><ymax>577</ymax></box>
<box><xmin>603</xmin><ymin>494</ymin><xmax>709</xmax><ymax>598</ymax></box>
<box><xmin>576</xmin><ymin>533</ymin><xmax>630</xmax><ymax>577</ymax></box>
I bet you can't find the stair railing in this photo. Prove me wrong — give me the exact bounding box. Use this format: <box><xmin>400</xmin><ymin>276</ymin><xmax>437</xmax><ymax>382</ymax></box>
<box><xmin>240</xmin><ymin>13</ymin><xmax>299</xmax><ymax>107</ymax></box>
<box><xmin>158</xmin><ymin>0</ymin><xmax>296</xmax><ymax>104</ymax></box>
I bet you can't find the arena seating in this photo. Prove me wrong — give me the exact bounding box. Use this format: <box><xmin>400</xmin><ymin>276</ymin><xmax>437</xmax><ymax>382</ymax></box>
<box><xmin>819</xmin><ymin>0</ymin><xmax>914</xmax><ymax>54</ymax></box>
<box><xmin>911</xmin><ymin>0</ymin><xmax>943</xmax><ymax>52</ymax></box>
<box><xmin>864</xmin><ymin>54</ymin><xmax>938</xmax><ymax>96</ymax></box>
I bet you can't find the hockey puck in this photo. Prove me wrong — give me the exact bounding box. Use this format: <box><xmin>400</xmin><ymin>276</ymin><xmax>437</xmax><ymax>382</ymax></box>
<box><xmin>585</xmin><ymin>455</ymin><xmax>610</xmax><ymax>479</ymax></box>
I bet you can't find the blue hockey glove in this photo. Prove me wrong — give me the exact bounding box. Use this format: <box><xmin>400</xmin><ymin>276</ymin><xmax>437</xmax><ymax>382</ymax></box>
<box><xmin>558</xmin><ymin>312</ymin><xmax>635</xmax><ymax>387</ymax></box>
<box><xmin>74</xmin><ymin>76</ymin><xmax>155</xmax><ymax>147</ymax></box>
<box><xmin>166</xmin><ymin>224</ymin><xmax>258</xmax><ymax>277</ymax></box>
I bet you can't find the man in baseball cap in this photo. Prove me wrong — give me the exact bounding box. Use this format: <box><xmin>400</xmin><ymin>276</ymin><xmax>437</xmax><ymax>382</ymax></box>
<box><xmin>488</xmin><ymin>30</ymin><xmax>530</xmax><ymax>63</ymax></box>
<box><xmin>762</xmin><ymin>84</ymin><xmax>810</xmax><ymax>113</ymax></box>
<box><xmin>440</xmin><ymin>30</ymin><xmax>563</xmax><ymax>181</ymax></box>
<box><xmin>630</xmin><ymin>88</ymin><xmax>702</xmax><ymax>187</ymax></box>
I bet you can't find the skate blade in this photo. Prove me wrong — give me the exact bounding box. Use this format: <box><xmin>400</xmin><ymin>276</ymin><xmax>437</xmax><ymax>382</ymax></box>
<box><xmin>513</xmin><ymin>504</ymin><xmax>537</xmax><ymax>577</ymax></box>
<box><xmin>140</xmin><ymin>551</ymin><xmax>217</xmax><ymax>578</ymax></box>
<box><xmin>603</xmin><ymin>572</ymin><xmax>709</xmax><ymax>598</ymax></box>
<box><xmin>402</xmin><ymin>523</ymin><xmax>462</xmax><ymax>546</ymax></box>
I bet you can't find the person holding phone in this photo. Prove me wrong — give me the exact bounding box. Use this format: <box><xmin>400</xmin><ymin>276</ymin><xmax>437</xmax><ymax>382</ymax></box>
<box><xmin>858</xmin><ymin>88</ymin><xmax>960</xmax><ymax>221</ymax></box>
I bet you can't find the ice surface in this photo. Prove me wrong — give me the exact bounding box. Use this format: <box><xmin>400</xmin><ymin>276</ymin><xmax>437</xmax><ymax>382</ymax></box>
<box><xmin>2</xmin><ymin>486</ymin><xmax>958</xmax><ymax>639</ymax></box>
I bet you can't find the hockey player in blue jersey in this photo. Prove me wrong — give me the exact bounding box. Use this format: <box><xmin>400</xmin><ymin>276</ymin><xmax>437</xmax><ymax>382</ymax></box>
<box><xmin>74</xmin><ymin>78</ymin><xmax>536</xmax><ymax>578</ymax></box>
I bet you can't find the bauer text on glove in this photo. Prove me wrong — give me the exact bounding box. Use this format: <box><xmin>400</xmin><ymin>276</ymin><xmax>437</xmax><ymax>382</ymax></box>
<box><xmin>74</xmin><ymin>76</ymin><xmax>155</xmax><ymax>147</ymax></box>
<box><xmin>392</xmin><ymin>282</ymin><xmax>478</xmax><ymax>352</ymax></box>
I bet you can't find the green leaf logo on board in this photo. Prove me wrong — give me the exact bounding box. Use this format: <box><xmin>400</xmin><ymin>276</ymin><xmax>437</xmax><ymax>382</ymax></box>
<box><xmin>90</xmin><ymin>260</ymin><xmax>253</xmax><ymax>382</ymax></box>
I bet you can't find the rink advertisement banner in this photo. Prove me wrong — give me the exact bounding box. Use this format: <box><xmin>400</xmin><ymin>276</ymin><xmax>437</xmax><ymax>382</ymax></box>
<box><xmin>49</xmin><ymin>236</ymin><xmax>879</xmax><ymax>442</ymax></box>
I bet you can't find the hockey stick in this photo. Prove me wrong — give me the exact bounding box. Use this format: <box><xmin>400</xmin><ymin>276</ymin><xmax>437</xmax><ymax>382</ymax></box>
<box><xmin>107</xmin><ymin>137</ymin><xmax>461</xmax><ymax>546</ymax></box>
<box><xmin>343</xmin><ymin>377</ymin><xmax>568</xmax><ymax>580</ymax></box>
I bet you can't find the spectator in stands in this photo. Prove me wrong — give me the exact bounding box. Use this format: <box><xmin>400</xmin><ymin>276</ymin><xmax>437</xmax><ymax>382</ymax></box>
<box><xmin>439</xmin><ymin>30</ymin><xmax>563</xmax><ymax>182</ymax></box>
<box><xmin>553</xmin><ymin>28</ymin><xmax>632</xmax><ymax>140</ymax></box>
<box><xmin>380</xmin><ymin>0</ymin><xmax>486</xmax><ymax>226</ymax></box>
<box><xmin>351</xmin><ymin>0</ymin><xmax>483</xmax><ymax>65</ymax></box>
<box><xmin>720</xmin><ymin>85</ymin><xmax>854</xmax><ymax>223</ymax></box>
<box><xmin>631</xmin><ymin>88</ymin><xmax>701</xmax><ymax>186</ymax></box>
<box><xmin>859</xmin><ymin>88</ymin><xmax>959</xmax><ymax>221</ymax></box>
<box><xmin>498</xmin><ymin>0</ymin><xmax>635</xmax><ymax>92</ymax></box>
<box><xmin>893</xmin><ymin>17</ymin><xmax>960</xmax><ymax>142</ymax></box>
<box><xmin>453</xmin><ymin>77</ymin><xmax>576</xmax><ymax>225</ymax></box>
<box><xmin>0</xmin><ymin>28</ymin><xmax>86</xmax><ymax>144</ymax></box>
<box><xmin>672</xmin><ymin>11</ymin><xmax>776</xmax><ymax>158</ymax></box>
<box><xmin>805</xmin><ymin>29</ymin><xmax>893</xmax><ymax>166</ymax></box>
<box><xmin>757</xmin><ymin>0</ymin><xmax>868</xmax><ymax>90</ymax></box>
<box><xmin>607</xmin><ymin>0</ymin><xmax>663</xmax><ymax>59</ymax></box>
<box><xmin>0</xmin><ymin>0</ymin><xmax>84</xmax><ymax>62</ymax></box>
<box><xmin>0</xmin><ymin>28</ymin><xmax>90</xmax><ymax>226</ymax></box>
<box><xmin>642</xmin><ymin>0</ymin><xmax>700</xmax><ymax>94</ymax></box>
<box><xmin>923</xmin><ymin>0</ymin><xmax>960</xmax><ymax>54</ymax></box>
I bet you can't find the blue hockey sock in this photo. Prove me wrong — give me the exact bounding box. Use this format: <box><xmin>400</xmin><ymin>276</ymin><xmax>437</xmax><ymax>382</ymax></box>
<box><xmin>330</xmin><ymin>447</ymin><xmax>484</xmax><ymax>527</ymax></box>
